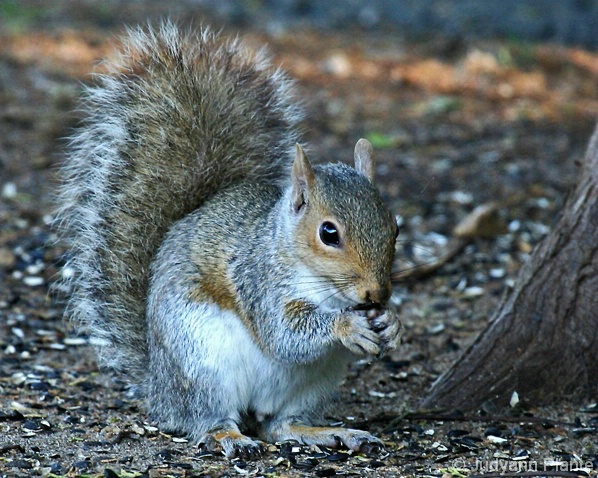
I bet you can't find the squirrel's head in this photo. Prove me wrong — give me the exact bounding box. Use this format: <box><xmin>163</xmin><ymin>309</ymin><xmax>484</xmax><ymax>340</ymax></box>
<box><xmin>290</xmin><ymin>140</ymin><xmax>398</xmax><ymax>309</ymax></box>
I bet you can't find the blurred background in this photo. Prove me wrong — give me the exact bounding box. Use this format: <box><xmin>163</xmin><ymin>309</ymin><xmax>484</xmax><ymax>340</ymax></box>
<box><xmin>2</xmin><ymin>0</ymin><xmax>598</xmax><ymax>47</ymax></box>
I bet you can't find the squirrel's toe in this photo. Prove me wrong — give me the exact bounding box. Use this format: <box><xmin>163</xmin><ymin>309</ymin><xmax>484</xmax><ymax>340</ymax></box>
<box><xmin>223</xmin><ymin>437</ymin><xmax>265</xmax><ymax>460</ymax></box>
<box><xmin>356</xmin><ymin>436</ymin><xmax>385</xmax><ymax>455</ymax></box>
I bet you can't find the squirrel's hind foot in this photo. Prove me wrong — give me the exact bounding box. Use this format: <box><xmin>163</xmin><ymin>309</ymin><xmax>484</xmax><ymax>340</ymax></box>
<box><xmin>201</xmin><ymin>425</ymin><xmax>265</xmax><ymax>460</ymax></box>
<box><xmin>264</xmin><ymin>421</ymin><xmax>384</xmax><ymax>454</ymax></box>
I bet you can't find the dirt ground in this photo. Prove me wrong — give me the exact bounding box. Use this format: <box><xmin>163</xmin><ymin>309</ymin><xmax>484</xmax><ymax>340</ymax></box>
<box><xmin>1</xmin><ymin>3</ymin><xmax>598</xmax><ymax>478</ymax></box>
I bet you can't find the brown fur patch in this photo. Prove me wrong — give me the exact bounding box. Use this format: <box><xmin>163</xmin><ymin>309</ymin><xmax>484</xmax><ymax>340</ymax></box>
<box><xmin>189</xmin><ymin>248</ymin><xmax>263</xmax><ymax>346</ymax></box>
<box><xmin>213</xmin><ymin>430</ymin><xmax>245</xmax><ymax>442</ymax></box>
<box><xmin>285</xmin><ymin>299</ymin><xmax>317</xmax><ymax>318</ymax></box>
<box><xmin>285</xmin><ymin>424</ymin><xmax>355</xmax><ymax>446</ymax></box>
<box><xmin>290</xmin><ymin>424</ymin><xmax>346</xmax><ymax>434</ymax></box>
<box><xmin>194</xmin><ymin>268</ymin><xmax>238</xmax><ymax>312</ymax></box>
<box><xmin>284</xmin><ymin>299</ymin><xmax>318</xmax><ymax>330</ymax></box>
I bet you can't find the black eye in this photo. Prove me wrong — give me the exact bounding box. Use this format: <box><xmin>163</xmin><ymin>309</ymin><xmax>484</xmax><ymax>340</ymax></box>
<box><xmin>319</xmin><ymin>221</ymin><xmax>340</xmax><ymax>247</ymax></box>
<box><xmin>394</xmin><ymin>227</ymin><xmax>400</xmax><ymax>239</ymax></box>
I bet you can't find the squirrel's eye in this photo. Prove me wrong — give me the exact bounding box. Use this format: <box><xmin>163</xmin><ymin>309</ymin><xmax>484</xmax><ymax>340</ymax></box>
<box><xmin>395</xmin><ymin>227</ymin><xmax>400</xmax><ymax>239</ymax></box>
<box><xmin>319</xmin><ymin>221</ymin><xmax>340</xmax><ymax>247</ymax></box>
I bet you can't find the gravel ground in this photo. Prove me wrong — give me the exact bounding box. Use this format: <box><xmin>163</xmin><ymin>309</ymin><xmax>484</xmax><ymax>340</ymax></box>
<box><xmin>1</xmin><ymin>3</ymin><xmax>598</xmax><ymax>477</ymax></box>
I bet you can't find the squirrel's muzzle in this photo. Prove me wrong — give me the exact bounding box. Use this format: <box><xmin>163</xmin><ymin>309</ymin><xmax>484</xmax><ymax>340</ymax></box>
<box><xmin>349</xmin><ymin>301</ymin><xmax>381</xmax><ymax>312</ymax></box>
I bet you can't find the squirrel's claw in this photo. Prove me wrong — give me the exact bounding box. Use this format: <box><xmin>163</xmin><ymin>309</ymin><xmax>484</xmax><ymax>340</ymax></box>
<box><xmin>370</xmin><ymin>309</ymin><xmax>402</xmax><ymax>354</ymax></box>
<box><xmin>228</xmin><ymin>440</ymin><xmax>265</xmax><ymax>460</ymax></box>
<box><xmin>342</xmin><ymin>431</ymin><xmax>385</xmax><ymax>454</ymax></box>
<box><xmin>357</xmin><ymin>437</ymin><xmax>385</xmax><ymax>455</ymax></box>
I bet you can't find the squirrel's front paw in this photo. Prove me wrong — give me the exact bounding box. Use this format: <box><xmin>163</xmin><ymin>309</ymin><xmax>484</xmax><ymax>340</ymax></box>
<box><xmin>335</xmin><ymin>313</ymin><xmax>381</xmax><ymax>356</ymax></box>
<box><xmin>370</xmin><ymin>309</ymin><xmax>402</xmax><ymax>353</ymax></box>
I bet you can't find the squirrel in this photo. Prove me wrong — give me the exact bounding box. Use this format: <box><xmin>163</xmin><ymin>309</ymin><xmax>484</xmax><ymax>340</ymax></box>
<box><xmin>57</xmin><ymin>22</ymin><xmax>401</xmax><ymax>459</ymax></box>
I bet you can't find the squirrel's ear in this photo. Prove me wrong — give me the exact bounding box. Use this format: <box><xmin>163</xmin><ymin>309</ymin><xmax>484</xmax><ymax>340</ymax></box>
<box><xmin>291</xmin><ymin>143</ymin><xmax>315</xmax><ymax>213</ymax></box>
<box><xmin>354</xmin><ymin>138</ymin><xmax>375</xmax><ymax>183</ymax></box>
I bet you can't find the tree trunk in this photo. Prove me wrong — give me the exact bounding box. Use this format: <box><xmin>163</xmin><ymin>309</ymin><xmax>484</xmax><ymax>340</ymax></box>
<box><xmin>421</xmin><ymin>123</ymin><xmax>598</xmax><ymax>411</ymax></box>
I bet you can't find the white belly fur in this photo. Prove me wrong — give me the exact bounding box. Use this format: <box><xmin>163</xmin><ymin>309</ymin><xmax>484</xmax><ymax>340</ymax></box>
<box><xmin>180</xmin><ymin>302</ymin><xmax>351</xmax><ymax>420</ymax></box>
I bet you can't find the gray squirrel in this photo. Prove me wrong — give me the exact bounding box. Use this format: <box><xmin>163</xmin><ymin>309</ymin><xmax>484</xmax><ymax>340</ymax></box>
<box><xmin>57</xmin><ymin>22</ymin><xmax>401</xmax><ymax>459</ymax></box>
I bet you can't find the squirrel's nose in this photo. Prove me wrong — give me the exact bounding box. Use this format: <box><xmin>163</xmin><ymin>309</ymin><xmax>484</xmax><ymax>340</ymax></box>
<box><xmin>363</xmin><ymin>284</ymin><xmax>391</xmax><ymax>305</ymax></box>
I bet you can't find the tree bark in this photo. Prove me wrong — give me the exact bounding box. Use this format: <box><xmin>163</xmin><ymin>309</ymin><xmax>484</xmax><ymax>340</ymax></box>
<box><xmin>421</xmin><ymin>123</ymin><xmax>598</xmax><ymax>411</ymax></box>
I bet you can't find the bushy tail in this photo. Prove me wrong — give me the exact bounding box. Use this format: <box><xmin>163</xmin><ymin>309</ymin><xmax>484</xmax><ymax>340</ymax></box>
<box><xmin>56</xmin><ymin>22</ymin><xmax>302</xmax><ymax>378</ymax></box>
